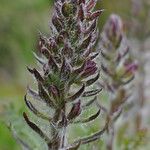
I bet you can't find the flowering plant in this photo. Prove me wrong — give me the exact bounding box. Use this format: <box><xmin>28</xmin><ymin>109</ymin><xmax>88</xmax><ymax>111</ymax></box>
<box><xmin>23</xmin><ymin>0</ymin><xmax>106</xmax><ymax>149</ymax></box>
<box><xmin>100</xmin><ymin>14</ymin><xmax>137</xmax><ymax>150</ymax></box>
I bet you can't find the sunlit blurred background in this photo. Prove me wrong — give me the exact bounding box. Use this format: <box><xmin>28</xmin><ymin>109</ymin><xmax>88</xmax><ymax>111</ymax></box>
<box><xmin>0</xmin><ymin>0</ymin><xmax>150</xmax><ymax>150</ymax></box>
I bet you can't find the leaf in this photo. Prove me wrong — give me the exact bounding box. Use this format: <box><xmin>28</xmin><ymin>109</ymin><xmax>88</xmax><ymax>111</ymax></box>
<box><xmin>49</xmin><ymin>85</ymin><xmax>60</xmax><ymax>101</ymax></box>
<box><xmin>86</xmin><ymin>0</ymin><xmax>97</xmax><ymax>11</ymax></box>
<box><xmin>33</xmin><ymin>52</ymin><xmax>46</xmax><ymax>65</ymax></box>
<box><xmin>48</xmin><ymin>54</ymin><xmax>59</xmax><ymax>72</ymax></box>
<box><xmin>112</xmin><ymin>109</ymin><xmax>122</xmax><ymax>122</ymax></box>
<box><xmin>82</xmin><ymin>96</ymin><xmax>97</xmax><ymax>109</ymax></box>
<box><xmin>82</xmin><ymin>89</ymin><xmax>102</xmax><ymax>97</ymax></box>
<box><xmin>101</xmin><ymin>50</ymin><xmax>111</xmax><ymax>61</ymax></box>
<box><xmin>82</xmin><ymin>46</ymin><xmax>92</xmax><ymax>58</ymax></box>
<box><xmin>122</xmin><ymin>46</ymin><xmax>129</xmax><ymax>57</ymax></box>
<box><xmin>16</xmin><ymin>137</ymin><xmax>32</xmax><ymax>150</ymax></box>
<box><xmin>73</xmin><ymin>61</ymin><xmax>86</xmax><ymax>75</ymax></box>
<box><xmin>23</xmin><ymin>112</ymin><xmax>50</xmax><ymax>142</ymax></box>
<box><xmin>57</xmin><ymin>110</ymin><xmax>68</xmax><ymax>128</ymax></box>
<box><xmin>121</xmin><ymin>75</ymin><xmax>135</xmax><ymax>85</ymax></box>
<box><xmin>66</xmin><ymin>84</ymin><xmax>85</xmax><ymax>102</ymax></box>
<box><xmin>74</xmin><ymin>109</ymin><xmax>100</xmax><ymax>124</ymax></box>
<box><xmin>73</xmin><ymin>121</ymin><xmax>108</xmax><ymax>145</ymax></box>
<box><xmin>101</xmin><ymin>63</ymin><xmax>113</xmax><ymax>76</ymax></box>
<box><xmin>84</xmin><ymin>19</ymin><xmax>97</xmax><ymax>35</ymax></box>
<box><xmin>67</xmin><ymin>100</ymin><xmax>81</xmax><ymax>120</ymax></box>
<box><xmin>86</xmin><ymin>71</ymin><xmax>100</xmax><ymax>86</ymax></box>
<box><xmin>38</xmin><ymin>83</ymin><xmax>55</xmax><ymax>107</ymax></box>
<box><xmin>27</xmin><ymin>87</ymin><xmax>42</xmax><ymax>101</ymax></box>
<box><xmin>27</xmin><ymin>67</ymin><xmax>44</xmax><ymax>83</ymax></box>
<box><xmin>53</xmin><ymin>109</ymin><xmax>61</xmax><ymax>122</ymax></box>
<box><xmin>90</xmin><ymin>52</ymin><xmax>99</xmax><ymax>60</ymax></box>
<box><xmin>55</xmin><ymin>1</ymin><xmax>63</xmax><ymax>18</ymax></box>
<box><xmin>67</xmin><ymin>141</ymin><xmax>81</xmax><ymax>150</ymax></box>
<box><xmin>78</xmin><ymin>34</ymin><xmax>92</xmax><ymax>51</ymax></box>
<box><xmin>8</xmin><ymin>124</ymin><xmax>32</xmax><ymax>150</ymax></box>
<box><xmin>24</xmin><ymin>95</ymin><xmax>51</xmax><ymax>121</ymax></box>
<box><xmin>110</xmin><ymin>88</ymin><xmax>126</xmax><ymax>113</ymax></box>
<box><xmin>78</xmin><ymin>4</ymin><xmax>84</xmax><ymax>21</ymax></box>
<box><xmin>52</xmin><ymin>13</ymin><xmax>62</xmax><ymax>32</ymax></box>
<box><xmin>27</xmin><ymin>87</ymin><xmax>54</xmax><ymax>107</ymax></box>
<box><xmin>87</xmin><ymin>10</ymin><xmax>104</xmax><ymax>21</ymax></box>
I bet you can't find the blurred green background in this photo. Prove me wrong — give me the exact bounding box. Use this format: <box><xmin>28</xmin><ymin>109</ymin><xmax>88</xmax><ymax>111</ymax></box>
<box><xmin>0</xmin><ymin>0</ymin><xmax>150</xmax><ymax>150</ymax></box>
<box><xmin>0</xmin><ymin>0</ymin><xmax>52</xmax><ymax>149</ymax></box>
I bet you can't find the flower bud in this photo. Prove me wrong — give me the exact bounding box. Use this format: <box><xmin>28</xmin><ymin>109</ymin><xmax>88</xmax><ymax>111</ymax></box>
<box><xmin>62</xmin><ymin>2</ymin><xmax>76</xmax><ymax>17</ymax></box>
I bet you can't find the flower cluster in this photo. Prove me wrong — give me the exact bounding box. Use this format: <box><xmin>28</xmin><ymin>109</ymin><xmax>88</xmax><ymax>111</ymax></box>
<box><xmin>100</xmin><ymin>14</ymin><xmax>137</xmax><ymax>94</ymax></box>
<box><xmin>100</xmin><ymin>14</ymin><xmax>137</xmax><ymax>149</ymax></box>
<box><xmin>23</xmin><ymin>0</ymin><xmax>105</xmax><ymax>150</ymax></box>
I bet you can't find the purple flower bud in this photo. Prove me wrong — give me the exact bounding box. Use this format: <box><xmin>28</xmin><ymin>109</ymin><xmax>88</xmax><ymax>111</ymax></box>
<box><xmin>62</xmin><ymin>2</ymin><xmax>76</xmax><ymax>18</ymax></box>
<box><xmin>81</xmin><ymin>60</ymin><xmax>97</xmax><ymax>78</ymax></box>
<box><xmin>124</xmin><ymin>62</ymin><xmax>138</xmax><ymax>74</ymax></box>
<box><xmin>49</xmin><ymin>85</ymin><xmax>60</xmax><ymax>102</ymax></box>
<box><xmin>67</xmin><ymin>100</ymin><xmax>81</xmax><ymax>120</ymax></box>
<box><xmin>104</xmin><ymin>14</ymin><xmax>124</xmax><ymax>44</ymax></box>
<box><xmin>87</xmin><ymin>10</ymin><xmax>103</xmax><ymax>21</ymax></box>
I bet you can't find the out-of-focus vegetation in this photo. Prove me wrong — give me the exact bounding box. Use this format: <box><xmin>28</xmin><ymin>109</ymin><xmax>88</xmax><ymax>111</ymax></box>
<box><xmin>0</xmin><ymin>0</ymin><xmax>52</xmax><ymax>149</ymax></box>
<box><xmin>0</xmin><ymin>0</ymin><xmax>51</xmax><ymax>80</ymax></box>
<box><xmin>0</xmin><ymin>0</ymin><xmax>150</xmax><ymax>150</ymax></box>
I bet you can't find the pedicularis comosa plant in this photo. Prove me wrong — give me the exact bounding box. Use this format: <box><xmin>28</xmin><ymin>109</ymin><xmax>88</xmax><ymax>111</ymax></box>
<box><xmin>22</xmin><ymin>0</ymin><xmax>137</xmax><ymax>150</ymax></box>
<box><xmin>24</xmin><ymin>0</ymin><xmax>105</xmax><ymax>150</ymax></box>
<box><xmin>100</xmin><ymin>14</ymin><xmax>137</xmax><ymax>149</ymax></box>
